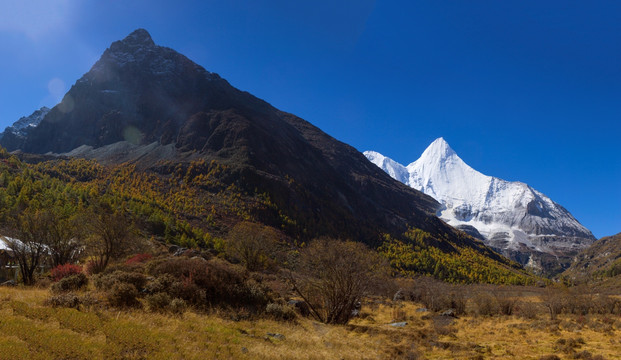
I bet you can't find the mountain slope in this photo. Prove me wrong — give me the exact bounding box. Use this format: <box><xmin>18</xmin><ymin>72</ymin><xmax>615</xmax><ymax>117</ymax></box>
<box><xmin>0</xmin><ymin>29</ymin><xmax>449</xmax><ymax>245</ymax></box>
<box><xmin>0</xmin><ymin>29</ymin><xmax>537</xmax><ymax>284</ymax></box>
<box><xmin>365</xmin><ymin>138</ymin><xmax>595</xmax><ymax>275</ymax></box>
<box><xmin>0</xmin><ymin>107</ymin><xmax>50</xmax><ymax>150</ymax></box>
<box><xmin>563</xmin><ymin>232</ymin><xmax>621</xmax><ymax>282</ymax></box>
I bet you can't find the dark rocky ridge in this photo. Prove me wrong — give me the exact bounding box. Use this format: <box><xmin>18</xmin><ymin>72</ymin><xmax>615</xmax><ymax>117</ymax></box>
<box><xmin>1</xmin><ymin>29</ymin><xmax>509</xmax><ymax>254</ymax></box>
<box><xmin>0</xmin><ymin>106</ymin><xmax>50</xmax><ymax>150</ymax></box>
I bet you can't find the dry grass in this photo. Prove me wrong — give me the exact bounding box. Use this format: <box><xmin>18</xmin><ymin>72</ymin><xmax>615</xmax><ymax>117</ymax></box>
<box><xmin>1</xmin><ymin>286</ymin><xmax>620</xmax><ymax>359</ymax></box>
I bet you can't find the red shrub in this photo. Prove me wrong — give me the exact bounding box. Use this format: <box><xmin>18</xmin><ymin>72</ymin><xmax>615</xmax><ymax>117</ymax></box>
<box><xmin>51</xmin><ymin>264</ymin><xmax>83</xmax><ymax>282</ymax></box>
<box><xmin>125</xmin><ymin>253</ymin><xmax>153</xmax><ymax>265</ymax></box>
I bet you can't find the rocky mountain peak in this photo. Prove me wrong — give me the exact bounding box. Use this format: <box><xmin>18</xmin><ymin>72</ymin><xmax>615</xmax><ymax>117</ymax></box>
<box><xmin>124</xmin><ymin>28</ymin><xmax>155</xmax><ymax>46</ymax></box>
<box><xmin>109</xmin><ymin>28</ymin><xmax>156</xmax><ymax>52</ymax></box>
<box><xmin>0</xmin><ymin>106</ymin><xmax>50</xmax><ymax>146</ymax></box>
<box><xmin>12</xmin><ymin>106</ymin><xmax>50</xmax><ymax>131</ymax></box>
<box><xmin>91</xmin><ymin>28</ymin><xmax>184</xmax><ymax>75</ymax></box>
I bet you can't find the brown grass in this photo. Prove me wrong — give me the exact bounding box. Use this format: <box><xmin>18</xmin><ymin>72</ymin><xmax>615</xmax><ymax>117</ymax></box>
<box><xmin>0</xmin><ymin>286</ymin><xmax>620</xmax><ymax>359</ymax></box>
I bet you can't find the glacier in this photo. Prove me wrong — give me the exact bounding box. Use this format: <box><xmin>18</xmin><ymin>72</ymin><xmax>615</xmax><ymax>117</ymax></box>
<box><xmin>365</xmin><ymin>138</ymin><xmax>595</xmax><ymax>275</ymax></box>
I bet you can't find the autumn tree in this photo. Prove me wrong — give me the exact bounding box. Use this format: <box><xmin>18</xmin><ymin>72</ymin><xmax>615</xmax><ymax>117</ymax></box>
<box><xmin>84</xmin><ymin>208</ymin><xmax>137</xmax><ymax>274</ymax></box>
<box><xmin>289</xmin><ymin>238</ymin><xmax>390</xmax><ymax>324</ymax></box>
<box><xmin>226</xmin><ymin>221</ymin><xmax>285</xmax><ymax>271</ymax></box>
<box><xmin>43</xmin><ymin>210</ymin><xmax>82</xmax><ymax>267</ymax></box>
<box><xmin>1</xmin><ymin>210</ymin><xmax>52</xmax><ymax>285</ymax></box>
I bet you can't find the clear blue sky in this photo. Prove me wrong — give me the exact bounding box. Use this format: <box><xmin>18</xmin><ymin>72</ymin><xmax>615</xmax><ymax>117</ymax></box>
<box><xmin>0</xmin><ymin>1</ymin><xmax>619</xmax><ymax>238</ymax></box>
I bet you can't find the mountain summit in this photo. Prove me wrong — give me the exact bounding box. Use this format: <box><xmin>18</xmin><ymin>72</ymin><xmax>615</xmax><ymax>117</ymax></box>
<box><xmin>9</xmin><ymin>28</ymin><xmax>231</xmax><ymax>154</ymax></box>
<box><xmin>0</xmin><ymin>29</ymin><xmax>462</xmax><ymax>249</ymax></box>
<box><xmin>420</xmin><ymin>137</ymin><xmax>456</xmax><ymax>160</ymax></box>
<box><xmin>365</xmin><ymin>138</ymin><xmax>596</xmax><ymax>275</ymax></box>
<box><xmin>119</xmin><ymin>28</ymin><xmax>155</xmax><ymax>46</ymax></box>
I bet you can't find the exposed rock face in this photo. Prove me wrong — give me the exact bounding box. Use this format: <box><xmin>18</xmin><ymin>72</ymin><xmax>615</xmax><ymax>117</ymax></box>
<box><xmin>0</xmin><ymin>107</ymin><xmax>50</xmax><ymax>149</ymax></box>
<box><xmin>1</xmin><ymin>29</ymin><xmax>475</xmax><ymax>249</ymax></box>
<box><xmin>365</xmin><ymin>138</ymin><xmax>596</xmax><ymax>276</ymax></box>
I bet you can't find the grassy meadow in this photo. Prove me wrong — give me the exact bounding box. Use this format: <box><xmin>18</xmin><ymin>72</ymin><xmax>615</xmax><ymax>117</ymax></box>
<box><xmin>1</xmin><ymin>285</ymin><xmax>620</xmax><ymax>359</ymax></box>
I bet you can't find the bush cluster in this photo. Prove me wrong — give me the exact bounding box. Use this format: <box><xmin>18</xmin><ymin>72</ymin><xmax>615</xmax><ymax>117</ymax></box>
<box><xmin>148</xmin><ymin>257</ymin><xmax>271</xmax><ymax>311</ymax></box>
<box><xmin>404</xmin><ymin>277</ymin><xmax>467</xmax><ymax>315</ymax></box>
<box><xmin>73</xmin><ymin>255</ymin><xmax>273</xmax><ymax>313</ymax></box>
<box><xmin>265</xmin><ymin>302</ymin><xmax>297</xmax><ymax>321</ymax></box>
<box><xmin>45</xmin><ymin>292</ymin><xmax>97</xmax><ymax>308</ymax></box>
<box><xmin>93</xmin><ymin>271</ymin><xmax>147</xmax><ymax>292</ymax></box>
<box><xmin>540</xmin><ymin>286</ymin><xmax>621</xmax><ymax>320</ymax></box>
<box><xmin>108</xmin><ymin>282</ymin><xmax>141</xmax><ymax>308</ymax></box>
<box><xmin>50</xmin><ymin>273</ymin><xmax>88</xmax><ymax>293</ymax></box>
<box><xmin>50</xmin><ymin>264</ymin><xmax>83</xmax><ymax>282</ymax></box>
<box><xmin>145</xmin><ymin>292</ymin><xmax>172</xmax><ymax>312</ymax></box>
<box><xmin>91</xmin><ymin>270</ymin><xmax>147</xmax><ymax>308</ymax></box>
<box><xmin>46</xmin><ymin>293</ymin><xmax>81</xmax><ymax>308</ymax></box>
<box><xmin>125</xmin><ymin>253</ymin><xmax>153</xmax><ymax>265</ymax></box>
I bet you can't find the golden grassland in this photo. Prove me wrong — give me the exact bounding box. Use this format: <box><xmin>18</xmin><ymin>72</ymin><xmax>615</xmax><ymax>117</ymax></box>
<box><xmin>0</xmin><ymin>287</ymin><xmax>620</xmax><ymax>360</ymax></box>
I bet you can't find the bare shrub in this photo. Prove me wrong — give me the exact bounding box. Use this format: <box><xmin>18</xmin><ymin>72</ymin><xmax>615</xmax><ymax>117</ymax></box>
<box><xmin>265</xmin><ymin>302</ymin><xmax>297</xmax><ymax>321</ymax></box>
<box><xmin>539</xmin><ymin>355</ymin><xmax>561</xmax><ymax>360</ymax></box>
<box><xmin>554</xmin><ymin>337</ymin><xmax>585</xmax><ymax>354</ymax></box>
<box><xmin>225</xmin><ymin>222</ymin><xmax>286</xmax><ymax>271</ymax></box>
<box><xmin>50</xmin><ymin>273</ymin><xmax>88</xmax><ymax>293</ymax></box>
<box><xmin>145</xmin><ymin>292</ymin><xmax>186</xmax><ymax>316</ymax></box>
<box><xmin>46</xmin><ymin>293</ymin><xmax>81</xmax><ymax>308</ymax></box>
<box><xmin>142</xmin><ymin>273</ymin><xmax>177</xmax><ymax>294</ymax></box>
<box><xmin>415</xmin><ymin>277</ymin><xmax>446</xmax><ymax>311</ymax></box>
<box><xmin>149</xmin><ymin>257</ymin><xmax>270</xmax><ymax>310</ymax></box>
<box><xmin>540</xmin><ymin>286</ymin><xmax>567</xmax><ymax>320</ymax></box>
<box><xmin>473</xmin><ymin>292</ymin><xmax>498</xmax><ymax>316</ymax></box>
<box><xmin>493</xmin><ymin>289</ymin><xmax>518</xmax><ymax>316</ymax></box>
<box><xmin>169</xmin><ymin>298</ymin><xmax>187</xmax><ymax>315</ymax></box>
<box><xmin>93</xmin><ymin>271</ymin><xmax>147</xmax><ymax>292</ymax></box>
<box><xmin>571</xmin><ymin>351</ymin><xmax>603</xmax><ymax>359</ymax></box>
<box><xmin>448</xmin><ymin>289</ymin><xmax>467</xmax><ymax>316</ymax></box>
<box><xmin>600</xmin><ymin>296</ymin><xmax>621</xmax><ymax>315</ymax></box>
<box><xmin>391</xmin><ymin>303</ymin><xmax>407</xmax><ymax>322</ymax></box>
<box><xmin>107</xmin><ymin>283</ymin><xmax>140</xmax><ymax>308</ymax></box>
<box><xmin>45</xmin><ymin>292</ymin><xmax>97</xmax><ymax>308</ymax></box>
<box><xmin>517</xmin><ymin>300</ymin><xmax>541</xmax><ymax>319</ymax></box>
<box><xmin>409</xmin><ymin>277</ymin><xmax>467</xmax><ymax>315</ymax></box>
<box><xmin>145</xmin><ymin>292</ymin><xmax>172</xmax><ymax>312</ymax></box>
<box><xmin>387</xmin><ymin>342</ymin><xmax>423</xmax><ymax>360</ymax></box>
<box><xmin>288</xmin><ymin>238</ymin><xmax>390</xmax><ymax>324</ymax></box>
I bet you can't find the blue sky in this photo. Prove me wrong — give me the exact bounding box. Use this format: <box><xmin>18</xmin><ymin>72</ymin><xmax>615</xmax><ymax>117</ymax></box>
<box><xmin>0</xmin><ymin>1</ymin><xmax>619</xmax><ymax>237</ymax></box>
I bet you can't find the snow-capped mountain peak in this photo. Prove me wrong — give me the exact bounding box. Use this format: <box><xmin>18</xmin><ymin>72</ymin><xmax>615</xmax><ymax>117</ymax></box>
<box><xmin>365</xmin><ymin>137</ymin><xmax>595</xmax><ymax>275</ymax></box>
<box><xmin>417</xmin><ymin>137</ymin><xmax>456</xmax><ymax>161</ymax></box>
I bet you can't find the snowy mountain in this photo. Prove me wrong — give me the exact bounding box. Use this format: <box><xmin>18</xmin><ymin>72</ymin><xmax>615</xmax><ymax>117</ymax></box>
<box><xmin>0</xmin><ymin>107</ymin><xmax>50</xmax><ymax>140</ymax></box>
<box><xmin>365</xmin><ymin>138</ymin><xmax>596</xmax><ymax>275</ymax></box>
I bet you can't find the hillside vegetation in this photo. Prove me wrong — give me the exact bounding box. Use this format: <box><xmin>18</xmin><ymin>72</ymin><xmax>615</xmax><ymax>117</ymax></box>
<box><xmin>0</xmin><ymin>147</ymin><xmax>534</xmax><ymax>285</ymax></box>
<box><xmin>563</xmin><ymin>233</ymin><xmax>621</xmax><ymax>283</ymax></box>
